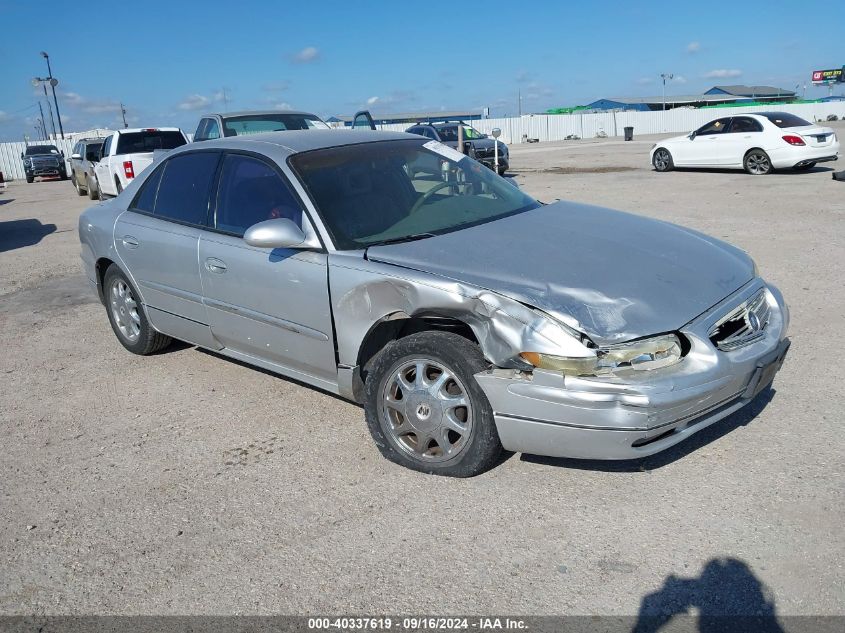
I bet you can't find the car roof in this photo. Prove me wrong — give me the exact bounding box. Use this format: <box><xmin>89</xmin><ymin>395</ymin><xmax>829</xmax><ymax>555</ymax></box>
<box><xmin>117</xmin><ymin>127</ymin><xmax>183</xmax><ymax>133</ymax></box>
<box><xmin>202</xmin><ymin>110</ymin><xmax>320</xmax><ymax>119</ymax></box>
<box><xmin>183</xmin><ymin>129</ymin><xmax>416</xmax><ymax>155</ymax></box>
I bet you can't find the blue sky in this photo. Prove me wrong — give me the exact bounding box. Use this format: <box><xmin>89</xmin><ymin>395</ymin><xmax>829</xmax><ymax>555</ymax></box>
<box><xmin>0</xmin><ymin>0</ymin><xmax>842</xmax><ymax>141</ymax></box>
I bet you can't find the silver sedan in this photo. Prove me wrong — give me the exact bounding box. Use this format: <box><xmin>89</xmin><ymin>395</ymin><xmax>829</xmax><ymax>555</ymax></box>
<box><xmin>78</xmin><ymin>130</ymin><xmax>790</xmax><ymax>477</ymax></box>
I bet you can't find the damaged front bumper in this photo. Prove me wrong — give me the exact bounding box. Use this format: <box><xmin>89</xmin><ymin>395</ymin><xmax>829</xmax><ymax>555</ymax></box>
<box><xmin>474</xmin><ymin>280</ymin><xmax>790</xmax><ymax>460</ymax></box>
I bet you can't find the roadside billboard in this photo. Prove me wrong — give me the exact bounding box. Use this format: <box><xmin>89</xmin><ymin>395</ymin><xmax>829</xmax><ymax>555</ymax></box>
<box><xmin>811</xmin><ymin>68</ymin><xmax>844</xmax><ymax>84</ymax></box>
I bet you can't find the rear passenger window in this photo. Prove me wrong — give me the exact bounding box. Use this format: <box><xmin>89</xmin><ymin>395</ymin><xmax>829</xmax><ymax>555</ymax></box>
<box><xmin>132</xmin><ymin>164</ymin><xmax>164</xmax><ymax>213</ymax></box>
<box><xmin>214</xmin><ymin>154</ymin><xmax>303</xmax><ymax>236</ymax></box>
<box><xmin>153</xmin><ymin>152</ymin><xmax>219</xmax><ymax>225</ymax></box>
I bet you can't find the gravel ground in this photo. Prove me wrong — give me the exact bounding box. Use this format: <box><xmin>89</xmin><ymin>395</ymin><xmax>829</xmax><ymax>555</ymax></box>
<box><xmin>0</xmin><ymin>129</ymin><xmax>843</xmax><ymax>618</ymax></box>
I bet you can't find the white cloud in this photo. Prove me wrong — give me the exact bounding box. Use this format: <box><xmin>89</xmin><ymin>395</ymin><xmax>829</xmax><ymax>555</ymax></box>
<box><xmin>366</xmin><ymin>96</ymin><xmax>379</xmax><ymax>105</ymax></box>
<box><xmin>0</xmin><ymin>111</ymin><xmax>10</xmax><ymax>123</ymax></box>
<box><xmin>178</xmin><ymin>94</ymin><xmax>211</xmax><ymax>111</ymax></box>
<box><xmin>273</xmin><ymin>102</ymin><xmax>293</xmax><ymax>110</ymax></box>
<box><xmin>636</xmin><ymin>77</ymin><xmax>654</xmax><ymax>85</ymax></box>
<box><xmin>293</xmin><ymin>46</ymin><xmax>320</xmax><ymax>63</ymax></box>
<box><xmin>704</xmin><ymin>69</ymin><xmax>743</xmax><ymax>79</ymax></box>
<box><xmin>59</xmin><ymin>91</ymin><xmax>120</xmax><ymax>114</ymax></box>
<box><xmin>687</xmin><ymin>41</ymin><xmax>701</xmax><ymax>53</ymax></box>
<box><xmin>673</xmin><ymin>75</ymin><xmax>688</xmax><ymax>84</ymax></box>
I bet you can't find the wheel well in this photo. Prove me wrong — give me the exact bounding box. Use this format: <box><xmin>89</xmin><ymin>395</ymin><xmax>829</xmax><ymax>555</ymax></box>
<box><xmin>744</xmin><ymin>147</ymin><xmax>766</xmax><ymax>158</ymax></box>
<box><xmin>352</xmin><ymin>316</ymin><xmax>479</xmax><ymax>401</ymax></box>
<box><xmin>94</xmin><ymin>257</ymin><xmax>114</xmax><ymax>304</ymax></box>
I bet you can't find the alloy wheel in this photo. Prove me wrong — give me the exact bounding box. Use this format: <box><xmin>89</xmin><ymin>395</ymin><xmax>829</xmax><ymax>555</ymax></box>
<box><xmin>746</xmin><ymin>152</ymin><xmax>771</xmax><ymax>175</ymax></box>
<box><xmin>109</xmin><ymin>278</ymin><xmax>141</xmax><ymax>342</ymax></box>
<box><xmin>380</xmin><ymin>358</ymin><xmax>473</xmax><ymax>463</ymax></box>
<box><xmin>653</xmin><ymin>149</ymin><xmax>671</xmax><ymax>171</ymax></box>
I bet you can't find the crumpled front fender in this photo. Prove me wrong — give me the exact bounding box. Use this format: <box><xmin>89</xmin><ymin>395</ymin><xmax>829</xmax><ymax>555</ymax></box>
<box><xmin>329</xmin><ymin>252</ymin><xmax>592</xmax><ymax>397</ymax></box>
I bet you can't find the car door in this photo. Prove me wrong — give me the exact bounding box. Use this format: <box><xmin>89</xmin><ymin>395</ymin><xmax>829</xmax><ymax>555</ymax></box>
<box><xmin>70</xmin><ymin>143</ymin><xmax>82</xmax><ymax>182</ymax></box>
<box><xmin>685</xmin><ymin>117</ymin><xmax>732</xmax><ymax>166</ymax></box>
<box><xmin>722</xmin><ymin>117</ymin><xmax>764</xmax><ymax>167</ymax></box>
<box><xmin>114</xmin><ymin>150</ymin><xmax>221</xmax><ymax>349</ymax></box>
<box><xmin>198</xmin><ymin>152</ymin><xmax>337</xmax><ymax>386</ymax></box>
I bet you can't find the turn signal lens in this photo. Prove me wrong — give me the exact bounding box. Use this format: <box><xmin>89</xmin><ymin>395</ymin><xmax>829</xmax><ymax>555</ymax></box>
<box><xmin>123</xmin><ymin>161</ymin><xmax>135</xmax><ymax>179</ymax></box>
<box><xmin>519</xmin><ymin>352</ymin><xmax>597</xmax><ymax>376</ymax></box>
<box><xmin>782</xmin><ymin>135</ymin><xmax>805</xmax><ymax>146</ymax></box>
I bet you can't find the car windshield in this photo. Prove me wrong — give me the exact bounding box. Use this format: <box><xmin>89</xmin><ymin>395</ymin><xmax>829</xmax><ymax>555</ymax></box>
<box><xmin>115</xmin><ymin>131</ymin><xmax>186</xmax><ymax>154</ymax></box>
<box><xmin>290</xmin><ymin>139</ymin><xmax>539</xmax><ymax>250</ymax></box>
<box><xmin>435</xmin><ymin>125</ymin><xmax>487</xmax><ymax>141</ymax></box>
<box><xmin>222</xmin><ymin>114</ymin><xmax>330</xmax><ymax>136</ymax></box>
<box><xmin>762</xmin><ymin>113</ymin><xmax>812</xmax><ymax>128</ymax></box>
<box><xmin>25</xmin><ymin>145</ymin><xmax>59</xmax><ymax>155</ymax></box>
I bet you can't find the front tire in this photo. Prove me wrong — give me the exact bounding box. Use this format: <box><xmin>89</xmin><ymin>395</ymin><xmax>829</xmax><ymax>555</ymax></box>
<box><xmin>103</xmin><ymin>265</ymin><xmax>172</xmax><ymax>355</ymax></box>
<box><xmin>364</xmin><ymin>331</ymin><xmax>503</xmax><ymax>477</ymax></box>
<box><xmin>26</xmin><ymin>175</ymin><xmax>34</xmax><ymax>184</ymax></box>
<box><xmin>652</xmin><ymin>148</ymin><xmax>674</xmax><ymax>172</ymax></box>
<box><xmin>74</xmin><ymin>175</ymin><xmax>86</xmax><ymax>196</ymax></box>
<box><xmin>744</xmin><ymin>149</ymin><xmax>772</xmax><ymax>175</ymax></box>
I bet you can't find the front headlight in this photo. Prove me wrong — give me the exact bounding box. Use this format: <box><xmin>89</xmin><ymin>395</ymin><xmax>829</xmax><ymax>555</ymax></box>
<box><xmin>521</xmin><ymin>333</ymin><xmax>683</xmax><ymax>377</ymax></box>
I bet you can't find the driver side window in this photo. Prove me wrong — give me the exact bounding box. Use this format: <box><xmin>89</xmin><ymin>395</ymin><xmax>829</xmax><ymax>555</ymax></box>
<box><xmin>696</xmin><ymin>118</ymin><xmax>731</xmax><ymax>135</ymax></box>
<box><xmin>214</xmin><ymin>154</ymin><xmax>304</xmax><ymax>237</ymax></box>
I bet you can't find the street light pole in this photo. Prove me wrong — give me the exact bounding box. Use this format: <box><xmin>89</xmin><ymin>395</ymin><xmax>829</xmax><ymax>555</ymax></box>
<box><xmin>660</xmin><ymin>73</ymin><xmax>673</xmax><ymax>132</ymax></box>
<box><xmin>40</xmin><ymin>51</ymin><xmax>64</xmax><ymax>139</ymax></box>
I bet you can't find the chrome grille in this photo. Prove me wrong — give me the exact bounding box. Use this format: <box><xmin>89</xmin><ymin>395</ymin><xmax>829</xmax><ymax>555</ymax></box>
<box><xmin>709</xmin><ymin>289</ymin><xmax>771</xmax><ymax>351</ymax></box>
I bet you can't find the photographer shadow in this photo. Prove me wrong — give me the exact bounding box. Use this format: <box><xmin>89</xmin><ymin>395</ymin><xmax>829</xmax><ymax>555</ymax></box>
<box><xmin>632</xmin><ymin>558</ymin><xmax>784</xmax><ymax>633</ymax></box>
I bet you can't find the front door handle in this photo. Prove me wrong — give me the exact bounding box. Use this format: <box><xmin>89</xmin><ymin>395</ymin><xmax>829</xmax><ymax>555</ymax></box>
<box><xmin>205</xmin><ymin>257</ymin><xmax>227</xmax><ymax>273</ymax></box>
<box><xmin>122</xmin><ymin>235</ymin><xmax>139</xmax><ymax>249</ymax></box>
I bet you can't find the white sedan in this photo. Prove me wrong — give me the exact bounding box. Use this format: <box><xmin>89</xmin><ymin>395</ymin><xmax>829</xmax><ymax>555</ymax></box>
<box><xmin>651</xmin><ymin>112</ymin><xmax>839</xmax><ymax>175</ymax></box>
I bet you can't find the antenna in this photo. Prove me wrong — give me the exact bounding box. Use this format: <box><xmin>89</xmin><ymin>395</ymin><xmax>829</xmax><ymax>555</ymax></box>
<box><xmin>120</xmin><ymin>103</ymin><xmax>128</xmax><ymax>128</ymax></box>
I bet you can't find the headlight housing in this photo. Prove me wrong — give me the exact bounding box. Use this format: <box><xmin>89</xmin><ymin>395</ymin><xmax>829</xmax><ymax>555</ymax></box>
<box><xmin>521</xmin><ymin>333</ymin><xmax>683</xmax><ymax>377</ymax></box>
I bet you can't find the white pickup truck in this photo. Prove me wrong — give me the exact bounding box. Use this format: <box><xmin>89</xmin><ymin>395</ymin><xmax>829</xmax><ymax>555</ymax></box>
<box><xmin>94</xmin><ymin>128</ymin><xmax>188</xmax><ymax>198</ymax></box>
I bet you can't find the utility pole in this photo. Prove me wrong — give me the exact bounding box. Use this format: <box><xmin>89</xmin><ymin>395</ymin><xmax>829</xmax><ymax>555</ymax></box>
<box><xmin>40</xmin><ymin>52</ymin><xmax>64</xmax><ymax>139</ymax></box>
<box><xmin>518</xmin><ymin>90</ymin><xmax>522</xmax><ymax>117</ymax></box>
<box><xmin>33</xmin><ymin>79</ymin><xmax>57</xmax><ymax>139</ymax></box>
<box><xmin>120</xmin><ymin>103</ymin><xmax>128</xmax><ymax>128</ymax></box>
<box><xmin>221</xmin><ymin>87</ymin><xmax>230</xmax><ymax>112</ymax></box>
<box><xmin>37</xmin><ymin>102</ymin><xmax>48</xmax><ymax>139</ymax></box>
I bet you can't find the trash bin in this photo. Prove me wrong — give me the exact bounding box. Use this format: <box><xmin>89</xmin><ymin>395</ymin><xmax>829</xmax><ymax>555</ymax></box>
<box><xmin>624</xmin><ymin>126</ymin><xmax>634</xmax><ymax>141</ymax></box>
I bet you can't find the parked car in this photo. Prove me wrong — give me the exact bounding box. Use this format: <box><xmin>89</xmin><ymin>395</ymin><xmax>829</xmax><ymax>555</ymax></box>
<box><xmin>94</xmin><ymin>128</ymin><xmax>188</xmax><ymax>198</ymax></box>
<box><xmin>406</xmin><ymin>122</ymin><xmax>509</xmax><ymax>175</ymax></box>
<box><xmin>193</xmin><ymin>110</ymin><xmax>331</xmax><ymax>142</ymax></box>
<box><xmin>651</xmin><ymin>112</ymin><xmax>840</xmax><ymax>174</ymax></box>
<box><xmin>21</xmin><ymin>144</ymin><xmax>67</xmax><ymax>183</ymax></box>
<box><xmin>69</xmin><ymin>138</ymin><xmax>104</xmax><ymax>199</ymax></box>
<box><xmin>79</xmin><ymin>130</ymin><xmax>789</xmax><ymax>477</ymax></box>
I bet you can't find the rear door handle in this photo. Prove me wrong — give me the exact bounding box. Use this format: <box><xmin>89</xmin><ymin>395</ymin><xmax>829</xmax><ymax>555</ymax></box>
<box><xmin>122</xmin><ymin>235</ymin><xmax>139</xmax><ymax>249</ymax></box>
<box><xmin>205</xmin><ymin>257</ymin><xmax>227</xmax><ymax>273</ymax></box>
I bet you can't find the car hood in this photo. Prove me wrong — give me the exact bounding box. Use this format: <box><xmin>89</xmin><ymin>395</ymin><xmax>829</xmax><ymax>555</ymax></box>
<box><xmin>366</xmin><ymin>201</ymin><xmax>754</xmax><ymax>345</ymax></box>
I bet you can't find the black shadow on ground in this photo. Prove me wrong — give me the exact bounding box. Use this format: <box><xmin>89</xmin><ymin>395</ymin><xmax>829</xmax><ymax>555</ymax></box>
<box><xmin>521</xmin><ymin>387</ymin><xmax>776</xmax><ymax>472</ymax></box>
<box><xmin>0</xmin><ymin>219</ymin><xmax>57</xmax><ymax>253</ymax></box>
<box><xmin>632</xmin><ymin>557</ymin><xmax>784</xmax><ymax>633</ymax></box>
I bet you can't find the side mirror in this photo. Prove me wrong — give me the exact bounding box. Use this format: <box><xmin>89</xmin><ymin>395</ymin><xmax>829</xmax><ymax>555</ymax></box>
<box><xmin>71</xmin><ymin>153</ymin><xmax>82</xmax><ymax>160</ymax></box>
<box><xmin>689</xmin><ymin>131</ymin><xmax>697</xmax><ymax>140</ymax></box>
<box><xmin>491</xmin><ymin>127</ymin><xmax>502</xmax><ymax>139</ymax></box>
<box><xmin>61</xmin><ymin>150</ymin><xmax>65</xmax><ymax>157</ymax></box>
<box><xmin>20</xmin><ymin>152</ymin><xmax>25</xmax><ymax>159</ymax></box>
<box><xmin>243</xmin><ymin>218</ymin><xmax>307</xmax><ymax>249</ymax></box>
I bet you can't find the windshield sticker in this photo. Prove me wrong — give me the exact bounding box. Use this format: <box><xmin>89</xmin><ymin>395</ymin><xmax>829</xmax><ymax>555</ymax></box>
<box><xmin>423</xmin><ymin>140</ymin><xmax>467</xmax><ymax>163</ymax></box>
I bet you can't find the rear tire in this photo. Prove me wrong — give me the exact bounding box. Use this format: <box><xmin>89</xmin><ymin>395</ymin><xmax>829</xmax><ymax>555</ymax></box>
<box><xmin>744</xmin><ymin>149</ymin><xmax>772</xmax><ymax>175</ymax></box>
<box><xmin>652</xmin><ymin>148</ymin><xmax>674</xmax><ymax>172</ymax></box>
<box><xmin>364</xmin><ymin>331</ymin><xmax>503</xmax><ymax>477</ymax></box>
<box><xmin>115</xmin><ymin>178</ymin><xmax>123</xmax><ymax>195</ymax></box>
<box><xmin>103</xmin><ymin>264</ymin><xmax>172</xmax><ymax>355</ymax></box>
<box><xmin>87</xmin><ymin>175</ymin><xmax>99</xmax><ymax>200</ymax></box>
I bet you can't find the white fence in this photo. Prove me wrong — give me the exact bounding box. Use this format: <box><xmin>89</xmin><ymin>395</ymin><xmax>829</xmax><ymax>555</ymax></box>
<box><xmin>0</xmin><ymin>138</ymin><xmax>77</xmax><ymax>182</ymax></box>
<box><xmin>1</xmin><ymin>102</ymin><xmax>843</xmax><ymax>181</ymax></box>
<box><xmin>374</xmin><ymin>101</ymin><xmax>845</xmax><ymax>145</ymax></box>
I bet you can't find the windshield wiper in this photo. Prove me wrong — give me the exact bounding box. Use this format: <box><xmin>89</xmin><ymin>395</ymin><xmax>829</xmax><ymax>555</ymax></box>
<box><xmin>363</xmin><ymin>233</ymin><xmax>437</xmax><ymax>259</ymax></box>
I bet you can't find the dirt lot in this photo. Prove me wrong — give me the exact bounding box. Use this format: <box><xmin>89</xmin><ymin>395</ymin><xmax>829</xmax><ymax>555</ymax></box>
<box><xmin>1</xmin><ymin>129</ymin><xmax>843</xmax><ymax>618</ymax></box>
